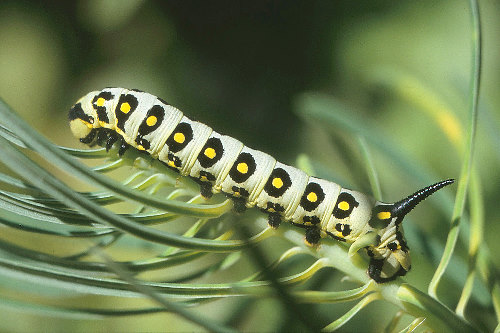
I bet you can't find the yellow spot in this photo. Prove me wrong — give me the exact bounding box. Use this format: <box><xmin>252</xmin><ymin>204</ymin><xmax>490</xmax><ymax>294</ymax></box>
<box><xmin>272</xmin><ymin>177</ymin><xmax>283</xmax><ymax>189</ymax></box>
<box><xmin>267</xmin><ymin>207</ymin><xmax>276</xmax><ymax>213</ymax></box>
<box><xmin>306</xmin><ymin>192</ymin><xmax>317</xmax><ymax>203</ymax></box>
<box><xmin>146</xmin><ymin>116</ymin><xmax>157</xmax><ymax>127</ymax></box>
<box><xmin>204</xmin><ymin>147</ymin><xmax>216</xmax><ymax>159</ymax></box>
<box><xmin>120</xmin><ymin>102</ymin><xmax>131</xmax><ymax>113</ymax></box>
<box><xmin>137</xmin><ymin>145</ymin><xmax>145</xmax><ymax>151</ymax></box>
<box><xmin>377</xmin><ymin>211</ymin><xmax>391</xmax><ymax>220</ymax></box>
<box><xmin>96</xmin><ymin>97</ymin><xmax>105</xmax><ymax>107</ymax></box>
<box><xmin>200</xmin><ymin>175</ymin><xmax>208</xmax><ymax>182</ymax></box>
<box><xmin>338</xmin><ymin>201</ymin><xmax>350</xmax><ymax>211</ymax></box>
<box><xmin>173</xmin><ymin>132</ymin><xmax>185</xmax><ymax>144</ymax></box>
<box><xmin>237</xmin><ymin>162</ymin><xmax>248</xmax><ymax>174</ymax></box>
<box><xmin>167</xmin><ymin>160</ymin><xmax>176</xmax><ymax>168</ymax></box>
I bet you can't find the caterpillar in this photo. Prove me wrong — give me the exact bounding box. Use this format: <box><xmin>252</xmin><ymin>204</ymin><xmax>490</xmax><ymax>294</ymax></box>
<box><xmin>68</xmin><ymin>87</ymin><xmax>453</xmax><ymax>283</ymax></box>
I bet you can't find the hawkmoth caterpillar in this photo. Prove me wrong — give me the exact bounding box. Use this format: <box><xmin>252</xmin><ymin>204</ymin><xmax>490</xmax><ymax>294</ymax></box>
<box><xmin>68</xmin><ymin>87</ymin><xmax>453</xmax><ymax>282</ymax></box>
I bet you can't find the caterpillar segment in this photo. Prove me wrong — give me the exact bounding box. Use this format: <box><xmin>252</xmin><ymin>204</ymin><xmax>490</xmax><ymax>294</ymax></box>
<box><xmin>68</xmin><ymin>87</ymin><xmax>454</xmax><ymax>283</ymax></box>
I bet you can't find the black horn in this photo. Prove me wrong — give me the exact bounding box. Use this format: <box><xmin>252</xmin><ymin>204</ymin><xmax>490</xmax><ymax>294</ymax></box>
<box><xmin>392</xmin><ymin>179</ymin><xmax>454</xmax><ymax>218</ymax></box>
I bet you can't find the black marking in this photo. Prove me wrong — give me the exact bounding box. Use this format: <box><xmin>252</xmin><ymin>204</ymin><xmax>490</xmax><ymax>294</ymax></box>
<box><xmin>68</xmin><ymin>103</ymin><xmax>94</xmax><ymax>124</ymax></box>
<box><xmin>303</xmin><ymin>215</ymin><xmax>320</xmax><ymax>226</ymax></box>
<box><xmin>299</xmin><ymin>182</ymin><xmax>325</xmax><ymax>212</ymax></box>
<box><xmin>165</xmin><ymin>122</ymin><xmax>193</xmax><ymax>153</ymax></box>
<box><xmin>231</xmin><ymin>186</ymin><xmax>249</xmax><ymax>198</ymax></box>
<box><xmin>136</xmin><ymin>138</ymin><xmax>151</xmax><ymax>150</ymax></box>
<box><xmin>131</xmin><ymin>88</ymin><xmax>144</xmax><ymax>92</ymax></box>
<box><xmin>80</xmin><ymin>128</ymin><xmax>97</xmax><ymax>144</ymax></box>
<box><xmin>228</xmin><ymin>152</ymin><xmax>256</xmax><ymax>183</ymax></box>
<box><xmin>335</xmin><ymin>223</ymin><xmax>352</xmax><ymax>237</ymax></box>
<box><xmin>192</xmin><ymin>171</ymin><xmax>216</xmax><ymax>198</ymax></box>
<box><xmin>135</xmin><ymin>105</ymin><xmax>165</xmax><ymax>149</ymax></box>
<box><xmin>325</xmin><ymin>231</ymin><xmax>347</xmax><ymax>242</ymax></box>
<box><xmin>167</xmin><ymin>152</ymin><xmax>182</xmax><ymax>168</ymax></box>
<box><xmin>92</xmin><ymin>91</ymin><xmax>114</xmax><ymax>124</ymax></box>
<box><xmin>388</xmin><ymin>242</ymin><xmax>398</xmax><ymax>251</ymax></box>
<box><xmin>369</xmin><ymin>204</ymin><xmax>394</xmax><ymax>229</ymax></box>
<box><xmin>115</xmin><ymin>94</ymin><xmax>139</xmax><ymax>131</ymax></box>
<box><xmin>263</xmin><ymin>167</ymin><xmax>292</xmax><ymax>198</ymax></box>
<box><xmin>264</xmin><ymin>202</ymin><xmax>285</xmax><ymax>214</ymax></box>
<box><xmin>198</xmin><ymin>137</ymin><xmax>224</xmax><ymax>168</ymax></box>
<box><xmin>199</xmin><ymin>170</ymin><xmax>216</xmax><ymax>182</ymax></box>
<box><xmin>332</xmin><ymin>192</ymin><xmax>359</xmax><ymax>219</ymax></box>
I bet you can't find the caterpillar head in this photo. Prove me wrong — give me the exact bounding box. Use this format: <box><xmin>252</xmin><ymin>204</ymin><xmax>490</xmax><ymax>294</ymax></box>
<box><xmin>366</xmin><ymin>179</ymin><xmax>454</xmax><ymax>282</ymax></box>
<box><xmin>68</xmin><ymin>91</ymin><xmax>100</xmax><ymax>142</ymax></box>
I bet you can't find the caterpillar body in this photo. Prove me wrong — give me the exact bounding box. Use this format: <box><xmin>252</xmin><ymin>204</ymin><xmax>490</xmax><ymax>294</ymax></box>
<box><xmin>68</xmin><ymin>87</ymin><xmax>453</xmax><ymax>282</ymax></box>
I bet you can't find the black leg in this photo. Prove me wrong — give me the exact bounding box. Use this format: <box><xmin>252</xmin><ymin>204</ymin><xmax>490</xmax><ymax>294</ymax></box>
<box><xmin>80</xmin><ymin>129</ymin><xmax>97</xmax><ymax>144</ymax></box>
<box><xmin>96</xmin><ymin>129</ymin><xmax>109</xmax><ymax>145</ymax></box>
<box><xmin>199</xmin><ymin>182</ymin><xmax>213</xmax><ymax>199</ymax></box>
<box><xmin>305</xmin><ymin>228</ymin><xmax>321</xmax><ymax>246</ymax></box>
<box><xmin>368</xmin><ymin>258</ymin><xmax>407</xmax><ymax>283</ymax></box>
<box><xmin>231</xmin><ymin>197</ymin><xmax>247</xmax><ymax>213</ymax></box>
<box><xmin>368</xmin><ymin>258</ymin><xmax>384</xmax><ymax>283</ymax></box>
<box><xmin>106</xmin><ymin>131</ymin><xmax>120</xmax><ymax>151</ymax></box>
<box><xmin>267</xmin><ymin>213</ymin><xmax>281</xmax><ymax>229</ymax></box>
<box><xmin>118</xmin><ymin>141</ymin><xmax>129</xmax><ymax>156</ymax></box>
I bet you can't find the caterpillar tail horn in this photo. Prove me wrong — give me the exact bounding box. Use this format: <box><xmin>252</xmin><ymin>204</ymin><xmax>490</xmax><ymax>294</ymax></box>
<box><xmin>392</xmin><ymin>179</ymin><xmax>454</xmax><ymax>220</ymax></box>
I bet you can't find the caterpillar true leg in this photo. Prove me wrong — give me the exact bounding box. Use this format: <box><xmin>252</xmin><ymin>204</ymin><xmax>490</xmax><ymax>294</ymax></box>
<box><xmin>267</xmin><ymin>213</ymin><xmax>282</xmax><ymax>229</ymax></box>
<box><xmin>106</xmin><ymin>130</ymin><xmax>121</xmax><ymax>152</ymax></box>
<box><xmin>305</xmin><ymin>228</ymin><xmax>321</xmax><ymax>246</ymax></box>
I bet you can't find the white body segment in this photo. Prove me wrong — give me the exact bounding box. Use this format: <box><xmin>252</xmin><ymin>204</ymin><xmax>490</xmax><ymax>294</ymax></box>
<box><xmin>189</xmin><ymin>132</ymin><xmax>244</xmax><ymax>192</ymax></box>
<box><xmin>323</xmin><ymin>189</ymin><xmax>375</xmax><ymax>242</ymax></box>
<box><xmin>255</xmin><ymin>162</ymin><xmax>310</xmax><ymax>220</ymax></box>
<box><xmin>119</xmin><ymin>92</ymin><xmax>157</xmax><ymax>143</ymax></box>
<box><xmin>290</xmin><ymin>178</ymin><xmax>341</xmax><ymax>230</ymax></box>
<box><xmin>158</xmin><ymin>116</ymin><xmax>213</xmax><ymax>174</ymax></box>
<box><xmin>96</xmin><ymin>88</ymin><xmax>124</xmax><ymax>129</ymax></box>
<box><xmin>144</xmin><ymin>105</ymin><xmax>184</xmax><ymax>157</ymax></box>
<box><xmin>220</xmin><ymin>146</ymin><xmax>276</xmax><ymax>207</ymax></box>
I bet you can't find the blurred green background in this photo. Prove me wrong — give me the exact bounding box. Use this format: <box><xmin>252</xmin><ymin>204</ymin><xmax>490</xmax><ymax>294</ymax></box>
<box><xmin>0</xmin><ymin>0</ymin><xmax>499</xmax><ymax>331</ymax></box>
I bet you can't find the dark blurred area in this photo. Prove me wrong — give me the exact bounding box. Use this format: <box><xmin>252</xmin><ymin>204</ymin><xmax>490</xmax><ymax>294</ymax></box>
<box><xmin>0</xmin><ymin>0</ymin><xmax>400</xmax><ymax>159</ymax></box>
